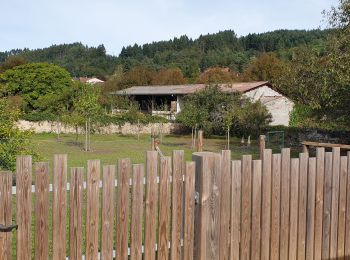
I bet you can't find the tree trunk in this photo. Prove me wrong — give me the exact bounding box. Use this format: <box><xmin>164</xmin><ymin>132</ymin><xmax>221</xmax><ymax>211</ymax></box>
<box><xmin>75</xmin><ymin>125</ymin><xmax>79</xmax><ymax>142</ymax></box>
<box><xmin>85</xmin><ymin>120</ymin><xmax>88</xmax><ymax>152</ymax></box>
<box><xmin>56</xmin><ymin>118</ymin><xmax>61</xmax><ymax>141</ymax></box>
<box><xmin>227</xmin><ymin>126</ymin><xmax>230</xmax><ymax>150</ymax></box>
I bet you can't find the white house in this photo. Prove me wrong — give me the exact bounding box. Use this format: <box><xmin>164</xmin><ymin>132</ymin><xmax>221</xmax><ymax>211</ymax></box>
<box><xmin>112</xmin><ymin>81</ymin><xmax>294</xmax><ymax>126</ymax></box>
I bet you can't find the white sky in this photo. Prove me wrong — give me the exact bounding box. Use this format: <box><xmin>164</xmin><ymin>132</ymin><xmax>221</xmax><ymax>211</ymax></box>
<box><xmin>0</xmin><ymin>0</ymin><xmax>339</xmax><ymax>55</ymax></box>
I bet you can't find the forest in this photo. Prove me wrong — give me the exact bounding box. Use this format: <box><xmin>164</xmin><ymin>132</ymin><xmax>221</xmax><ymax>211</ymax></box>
<box><xmin>0</xmin><ymin>29</ymin><xmax>331</xmax><ymax>79</ymax></box>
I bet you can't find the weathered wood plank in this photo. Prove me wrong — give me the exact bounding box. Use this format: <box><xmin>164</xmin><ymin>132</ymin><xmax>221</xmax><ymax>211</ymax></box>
<box><xmin>157</xmin><ymin>157</ymin><xmax>171</xmax><ymax>260</ymax></box>
<box><xmin>337</xmin><ymin>156</ymin><xmax>347</xmax><ymax>257</ymax></box>
<box><xmin>35</xmin><ymin>163</ymin><xmax>49</xmax><ymax>260</ymax></box>
<box><xmin>289</xmin><ymin>158</ymin><xmax>299</xmax><ymax>260</ymax></box>
<box><xmin>192</xmin><ymin>152</ymin><xmax>214</xmax><ymax>260</ymax></box>
<box><xmin>322</xmin><ymin>152</ymin><xmax>333</xmax><ymax>259</ymax></box>
<box><xmin>219</xmin><ymin>150</ymin><xmax>231</xmax><ymax>260</ymax></box>
<box><xmin>130</xmin><ymin>164</ymin><xmax>144</xmax><ymax>260</ymax></box>
<box><xmin>184</xmin><ymin>161</ymin><xmax>195</xmax><ymax>260</ymax></box>
<box><xmin>297</xmin><ymin>152</ymin><xmax>308</xmax><ymax>260</ymax></box>
<box><xmin>314</xmin><ymin>148</ymin><xmax>325</xmax><ymax>260</ymax></box>
<box><xmin>171</xmin><ymin>150</ymin><xmax>184</xmax><ymax>260</ymax></box>
<box><xmin>302</xmin><ymin>141</ymin><xmax>350</xmax><ymax>149</ymax></box>
<box><xmin>86</xmin><ymin>160</ymin><xmax>100</xmax><ymax>260</ymax></box>
<box><xmin>230</xmin><ymin>160</ymin><xmax>241</xmax><ymax>260</ymax></box>
<box><xmin>306</xmin><ymin>158</ymin><xmax>316</xmax><ymax>260</ymax></box>
<box><xmin>144</xmin><ymin>151</ymin><xmax>158</xmax><ymax>260</ymax></box>
<box><xmin>251</xmin><ymin>160</ymin><xmax>262</xmax><ymax>260</ymax></box>
<box><xmin>53</xmin><ymin>154</ymin><xmax>67</xmax><ymax>260</ymax></box>
<box><xmin>69</xmin><ymin>167</ymin><xmax>84</xmax><ymax>260</ymax></box>
<box><xmin>270</xmin><ymin>153</ymin><xmax>281</xmax><ymax>260</ymax></box>
<box><xmin>280</xmin><ymin>148</ymin><xmax>290</xmax><ymax>260</ymax></box>
<box><xmin>241</xmin><ymin>155</ymin><xmax>252</xmax><ymax>260</ymax></box>
<box><xmin>330</xmin><ymin>147</ymin><xmax>340</xmax><ymax>259</ymax></box>
<box><xmin>261</xmin><ymin>149</ymin><xmax>272</xmax><ymax>260</ymax></box>
<box><xmin>116</xmin><ymin>159</ymin><xmax>131</xmax><ymax>260</ymax></box>
<box><xmin>346</xmin><ymin>152</ymin><xmax>350</xmax><ymax>259</ymax></box>
<box><xmin>16</xmin><ymin>156</ymin><xmax>32</xmax><ymax>260</ymax></box>
<box><xmin>0</xmin><ymin>171</ymin><xmax>12</xmax><ymax>260</ymax></box>
<box><xmin>101</xmin><ymin>165</ymin><xmax>115</xmax><ymax>260</ymax></box>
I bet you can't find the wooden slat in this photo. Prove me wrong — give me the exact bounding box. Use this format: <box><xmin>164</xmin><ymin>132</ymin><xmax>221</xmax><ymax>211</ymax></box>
<box><xmin>86</xmin><ymin>160</ymin><xmax>100</xmax><ymax>260</ymax></box>
<box><xmin>144</xmin><ymin>151</ymin><xmax>158</xmax><ymax>260</ymax></box>
<box><xmin>289</xmin><ymin>158</ymin><xmax>299</xmax><ymax>260</ymax></box>
<box><xmin>192</xmin><ymin>152</ymin><xmax>214</xmax><ymax>260</ymax></box>
<box><xmin>251</xmin><ymin>160</ymin><xmax>262</xmax><ymax>260</ymax></box>
<box><xmin>297</xmin><ymin>152</ymin><xmax>308</xmax><ymax>260</ymax></box>
<box><xmin>35</xmin><ymin>163</ymin><xmax>49</xmax><ymax>260</ymax></box>
<box><xmin>219</xmin><ymin>150</ymin><xmax>231</xmax><ymax>260</ymax></box>
<box><xmin>330</xmin><ymin>147</ymin><xmax>340</xmax><ymax>259</ymax></box>
<box><xmin>270</xmin><ymin>153</ymin><xmax>281</xmax><ymax>260</ymax></box>
<box><xmin>337</xmin><ymin>156</ymin><xmax>347</xmax><ymax>257</ymax></box>
<box><xmin>230</xmin><ymin>160</ymin><xmax>241</xmax><ymax>260</ymax></box>
<box><xmin>0</xmin><ymin>171</ymin><xmax>12</xmax><ymax>260</ymax></box>
<box><xmin>171</xmin><ymin>150</ymin><xmax>184</xmax><ymax>260</ymax></box>
<box><xmin>261</xmin><ymin>149</ymin><xmax>272</xmax><ymax>260</ymax></box>
<box><xmin>280</xmin><ymin>148</ymin><xmax>290</xmax><ymax>260</ymax></box>
<box><xmin>322</xmin><ymin>152</ymin><xmax>333</xmax><ymax>259</ymax></box>
<box><xmin>346</xmin><ymin>152</ymin><xmax>350</xmax><ymax>258</ymax></box>
<box><xmin>116</xmin><ymin>159</ymin><xmax>131</xmax><ymax>260</ymax></box>
<box><xmin>302</xmin><ymin>141</ymin><xmax>350</xmax><ymax>149</ymax></box>
<box><xmin>306</xmin><ymin>158</ymin><xmax>316</xmax><ymax>260</ymax></box>
<box><xmin>314</xmin><ymin>148</ymin><xmax>325</xmax><ymax>260</ymax></box>
<box><xmin>53</xmin><ymin>154</ymin><xmax>67</xmax><ymax>260</ymax></box>
<box><xmin>101</xmin><ymin>165</ymin><xmax>115</xmax><ymax>260</ymax></box>
<box><xmin>241</xmin><ymin>155</ymin><xmax>252</xmax><ymax>260</ymax></box>
<box><xmin>184</xmin><ymin>161</ymin><xmax>195</xmax><ymax>260</ymax></box>
<box><xmin>130</xmin><ymin>164</ymin><xmax>144</xmax><ymax>260</ymax></box>
<box><xmin>157</xmin><ymin>157</ymin><xmax>171</xmax><ymax>260</ymax></box>
<box><xmin>69</xmin><ymin>167</ymin><xmax>83</xmax><ymax>260</ymax></box>
<box><xmin>16</xmin><ymin>155</ymin><xmax>32</xmax><ymax>260</ymax></box>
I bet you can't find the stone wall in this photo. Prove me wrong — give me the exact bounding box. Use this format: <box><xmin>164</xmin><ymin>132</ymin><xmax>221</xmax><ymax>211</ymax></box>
<box><xmin>16</xmin><ymin>120</ymin><xmax>185</xmax><ymax>135</ymax></box>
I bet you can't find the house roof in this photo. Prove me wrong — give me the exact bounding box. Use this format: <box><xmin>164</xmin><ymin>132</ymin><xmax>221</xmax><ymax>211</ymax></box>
<box><xmin>112</xmin><ymin>81</ymin><xmax>270</xmax><ymax>96</ymax></box>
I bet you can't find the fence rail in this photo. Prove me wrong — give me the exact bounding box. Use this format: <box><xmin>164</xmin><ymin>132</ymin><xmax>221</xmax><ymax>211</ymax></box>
<box><xmin>1</xmin><ymin>147</ymin><xmax>350</xmax><ymax>259</ymax></box>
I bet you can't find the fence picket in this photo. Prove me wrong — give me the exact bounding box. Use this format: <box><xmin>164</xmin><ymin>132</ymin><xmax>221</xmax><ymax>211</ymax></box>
<box><xmin>230</xmin><ymin>160</ymin><xmax>241</xmax><ymax>260</ymax></box>
<box><xmin>337</xmin><ymin>156</ymin><xmax>347</xmax><ymax>257</ymax></box>
<box><xmin>158</xmin><ymin>157</ymin><xmax>171</xmax><ymax>260</ymax></box>
<box><xmin>280</xmin><ymin>148</ymin><xmax>290</xmax><ymax>259</ymax></box>
<box><xmin>0</xmin><ymin>171</ymin><xmax>12</xmax><ymax>260</ymax></box>
<box><xmin>86</xmin><ymin>160</ymin><xmax>100</xmax><ymax>260</ymax></box>
<box><xmin>35</xmin><ymin>163</ymin><xmax>49</xmax><ymax>260</ymax></box>
<box><xmin>261</xmin><ymin>149</ymin><xmax>272</xmax><ymax>260</ymax></box>
<box><xmin>330</xmin><ymin>147</ymin><xmax>340</xmax><ymax>258</ymax></box>
<box><xmin>53</xmin><ymin>154</ymin><xmax>67</xmax><ymax>260</ymax></box>
<box><xmin>306</xmin><ymin>158</ymin><xmax>316</xmax><ymax>260</ymax></box>
<box><xmin>346</xmin><ymin>152</ymin><xmax>350</xmax><ymax>258</ymax></box>
<box><xmin>314</xmin><ymin>148</ymin><xmax>325</xmax><ymax>260</ymax></box>
<box><xmin>116</xmin><ymin>159</ymin><xmax>131</xmax><ymax>260</ymax></box>
<box><xmin>251</xmin><ymin>160</ymin><xmax>262</xmax><ymax>260</ymax></box>
<box><xmin>289</xmin><ymin>158</ymin><xmax>299</xmax><ymax>260</ymax></box>
<box><xmin>69</xmin><ymin>167</ymin><xmax>83</xmax><ymax>260</ymax></box>
<box><xmin>184</xmin><ymin>161</ymin><xmax>195</xmax><ymax>260</ymax></box>
<box><xmin>144</xmin><ymin>151</ymin><xmax>158</xmax><ymax>260</ymax></box>
<box><xmin>16</xmin><ymin>156</ymin><xmax>32</xmax><ymax>260</ymax></box>
<box><xmin>130</xmin><ymin>164</ymin><xmax>144</xmax><ymax>260</ymax></box>
<box><xmin>101</xmin><ymin>165</ymin><xmax>115</xmax><ymax>260</ymax></box>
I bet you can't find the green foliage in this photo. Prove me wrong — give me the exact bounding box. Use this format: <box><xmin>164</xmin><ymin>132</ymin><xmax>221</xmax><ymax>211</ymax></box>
<box><xmin>0</xmin><ymin>99</ymin><xmax>38</xmax><ymax>170</ymax></box>
<box><xmin>0</xmin><ymin>43</ymin><xmax>116</xmax><ymax>78</ymax></box>
<box><xmin>177</xmin><ymin>85</ymin><xmax>271</xmax><ymax>136</ymax></box>
<box><xmin>0</xmin><ymin>63</ymin><xmax>72</xmax><ymax>113</ymax></box>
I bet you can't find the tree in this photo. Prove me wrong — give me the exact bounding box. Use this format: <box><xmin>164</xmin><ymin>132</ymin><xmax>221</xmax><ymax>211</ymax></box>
<box><xmin>0</xmin><ymin>62</ymin><xmax>72</xmax><ymax>112</ymax></box>
<box><xmin>0</xmin><ymin>98</ymin><xmax>38</xmax><ymax>170</ymax></box>
<box><xmin>0</xmin><ymin>56</ymin><xmax>27</xmax><ymax>73</ymax></box>
<box><xmin>197</xmin><ymin>67</ymin><xmax>236</xmax><ymax>84</ymax></box>
<box><xmin>73</xmin><ymin>84</ymin><xmax>102</xmax><ymax>151</ymax></box>
<box><xmin>151</xmin><ymin>68</ymin><xmax>187</xmax><ymax>85</ymax></box>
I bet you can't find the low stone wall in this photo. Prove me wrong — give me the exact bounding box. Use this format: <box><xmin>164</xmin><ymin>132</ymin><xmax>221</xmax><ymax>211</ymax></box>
<box><xmin>16</xmin><ymin>120</ymin><xmax>185</xmax><ymax>135</ymax></box>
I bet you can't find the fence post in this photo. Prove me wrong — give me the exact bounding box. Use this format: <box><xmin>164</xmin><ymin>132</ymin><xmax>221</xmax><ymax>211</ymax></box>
<box><xmin>259</xmin><ymin>135</ymin><xmax>266</xmax><ymax>159</ymax></box>
<box><xmin>197</xmin><ymin>130</ymin><xmax>204</xmax><ymax>152</ymax></box>
<box><xmin>192</xmin><ymin>151</ymin><xmax>221</xmax><ymax>260</ymax></box>
<box><xmin>0</xmin><ymin>171</ymin><xmax>12</xmax><ymax>260</ymax></box>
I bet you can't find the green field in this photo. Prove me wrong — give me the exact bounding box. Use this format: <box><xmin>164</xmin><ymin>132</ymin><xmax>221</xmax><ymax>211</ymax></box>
<box><xmin>32</xmin><ymin>133</ymin><xmax>261</xmax><ymax>176</ymax></box>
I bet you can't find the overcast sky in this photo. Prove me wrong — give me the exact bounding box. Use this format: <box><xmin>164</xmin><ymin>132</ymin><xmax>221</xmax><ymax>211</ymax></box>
<box><xmin>0</xmin><ymin>0</ymin><xmax>339</xmax><ymax>55</ymax></box>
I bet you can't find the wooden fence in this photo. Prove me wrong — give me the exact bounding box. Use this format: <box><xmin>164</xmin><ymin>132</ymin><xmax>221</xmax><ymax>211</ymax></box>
<box><xmin>0</xmin><ymin>147</ymin><xmax>350</xmax><ymax>259</ymax></box>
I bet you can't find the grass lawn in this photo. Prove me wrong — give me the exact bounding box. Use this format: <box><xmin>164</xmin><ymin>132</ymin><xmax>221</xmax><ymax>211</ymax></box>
<box><xmin>32</xmin><ymin>133</ymin><xmax>262</xmax><ymax>179</ymax></box>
